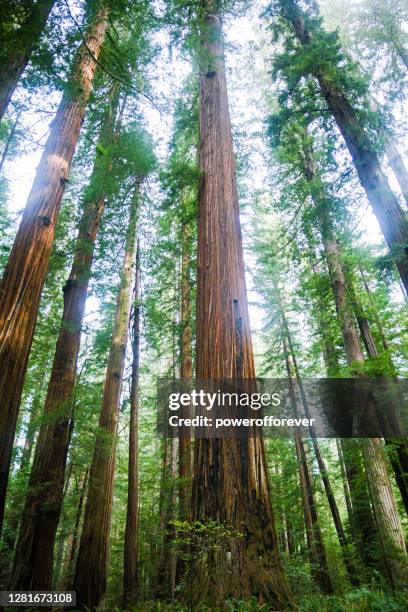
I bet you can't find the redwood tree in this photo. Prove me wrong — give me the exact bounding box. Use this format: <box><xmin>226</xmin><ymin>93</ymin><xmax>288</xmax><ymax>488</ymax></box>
<box><xmin>0</xmin><ymin>0</ymin><xmax>56</xmax><ymax>120</ymax></box>
<box><xmin>0</xmin><ymin>0</ymin><xmax>109</xmax><ymax>534</ymax></box>
<box><xmin>74</xmin><ymin>171</ymin><xmax>151</xmax><ymax>608</ymax></box>
<box><xmin>271</xmin><ymin>0</ymin><xmax>408</xmax><ymax>293</ymax></box>
<box><xmin>9</xmin><ymin>85</ymin><xmax>120</xmax><ymax>591</ymax></box>
<box><xmin>190</xmin><ymin>5</ymin><xmax>292</xmax><ymax>607</ymax></box>
<box><xmin>123</xmin><ymin>240</ymin><xmax>141</xmax><ymax>606</ymax></box>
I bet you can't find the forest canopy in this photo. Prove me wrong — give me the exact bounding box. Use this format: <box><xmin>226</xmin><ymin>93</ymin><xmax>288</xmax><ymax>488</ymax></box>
<box><xmin>0</xmin><ymin>0</ymin><xmax>408</xmax><ymax>610</ymax></box>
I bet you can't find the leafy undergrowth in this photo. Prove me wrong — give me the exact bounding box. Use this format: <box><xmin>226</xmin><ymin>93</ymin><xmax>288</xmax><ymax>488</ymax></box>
<box><xmin>121</xmin><ymin>588</ymin><xmax>408</xmax><ymax>612</ymax></box>
<box><xmin>297</xmin><ymin>588</ymin><xmax>408</xmax><ymax>611</ymax></box>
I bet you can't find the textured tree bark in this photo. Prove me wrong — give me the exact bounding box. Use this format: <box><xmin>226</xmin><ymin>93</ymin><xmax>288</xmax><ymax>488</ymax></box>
<box><xmin>8</xmin><ymin>87</ymin><xmax>118</xmax><ymax>592</ymax></box>
<box><xmin>311</xmin><ymin>273</ymin><xmax>379</xmax><ymax>572</ymax></box>
<box><xmin>74</xmin><ymin>186</ymin><xmax>139</xmax><ymax>610</ymax></box>
<box><xmin>322</xmin><ymin>225</ymin><xmax>408</xmax><ymax>587</ymax></box>
<box><xmin>191</xmin><ymin>8</ymin><xmax>292</xmax><ymax>608</ymax></box>
<box><xmin>302</xmin><ymin>140</ymin><xmax>408</xmax><ymax>586</ymax></box>
<box><xmin>179</xmin><ymin>220</ymin><xmax>193</xmax><ymax>522</ymax></box>
<box><xmin>282</xmin><ymin>0</ymin><xmax>408</xmax><ymax>293</ymax></box>
<box><xmin>347</xmin><ymin>279</ymin><xmax>408</xmax><ymax>515</ymax></box>
<box><xmin>123</xmin><ymin>241</ymin><xmax>141</xmax><ymax>606</ymax></box>
<box><xmin>283</xmin><ymin>336</ymin><xmax>332</xmax><ymax>593</ymax></box>
<box><xmin>0</xmin><ymin>0</ymin><xmax>109</xmax><ymax>536</ymax></box>
<box><xmin>362</xmin><ymin>437</ymin><xmax>408</xmax><ymax>589</ymax></box>
<box><xmin>0</xmin><ymin>0</ymin><xmax>55</xmax><ymax>120</ymax></box>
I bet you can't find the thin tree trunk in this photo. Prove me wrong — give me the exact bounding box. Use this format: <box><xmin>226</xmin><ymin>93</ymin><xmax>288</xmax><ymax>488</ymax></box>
<box><xmin>281</xmin><ymin>0</ymin><xmax>408</xmax><ymax>293</ymax></box>
<box><xmin>191</xmin><ymin>8</ymin><xmax>292</xmax><ymax>608</ymax></box>
<box><xmin>283</xmin><ymin>335</ymin><xmax>332</xmax><ymax>593</ymax></box>
<box><xmin>156</xmin><ymin>302</ymin><xmax>179</xmax><ymax>601</ymax></box>
<box><xmin>74</xmin><ymin>185</ymin><xmax>139</xmax><ymax>610</ymax></box>
<box><xmin>347</xmin><ymin>279</ymin><xmax>408</xmax><ymax>515</ymax></box>
<box><xmin>155</xmin><ymin>436</ymin><xmax>178</xmax><ymax>600</ymax></box>
<box><xmin>123</xmin><ymin>240</ymin><xmax>141</xmax><ymax>607</ymax></box>
<box><xmin>384</xmin><ymin>136</ymin><xmax>408</xmax><ymax>207</ymax></box>
<box><xmin>393</xmin><ymin>41</ymin><xmax>408</xmax><ymax>72</ymax></box>
<box><xmin>0</xmin><ymin>0</ymin><xmax>55</xmax><ymax>121</ymax></box>
<box><xmin>0</xmin><ymin>109</ymin><xmax>22</xmax><ymax>175</ymax></box>
<box><xmin>336</xmin><ymin>439</ymin><xmax>353</xmax><ymax>525</ymax></box>
<box><xmin>301</xmin><ymin>135</ymin><xmax>408</xmax><ymax>587</ymax></box>
<box><xmin>179</xmin><ymin>220</ymin><xmax>192</xmax><ymax>522</ymax></box>
<box><xmin>0</xmin><ymin>0</ymin><xmax>109</xmax><ymax>535</ymax></box>
<box><xmin>358</xmin><ymin>266</ymin><xmax>390</xmax><ymax>352</ymax></box>
<box><xmin>311</xmin><ymin>272</ymin><xmax>379</xmax><ymax>573</ymax></box>
<box><xmin>8</xmin><ymin>86</ymin><xmax>119</xmax><ymax>592</ymax></box>
<box><xmin>367</xmin><ymin>94</ymin><xmax>408</xmax><ymax>208</ymax></box>
<box><xmin>60</xmin><ymin>468</ymin><xmax>89</xmax><ymax>591</ymax></box>
<box><xmin>176</xmin><ymin>220</ymin><xmax>193</xmax><ymax>588</ymax></box>
<box><xmin>322</xmin><ymin>226</ymin><xmax>408</xmax><ymax>588</ymax></box>
<box><xmin>280</xmin><ymin>307</ymin><xmax>358</xmax><ymax>584</ymax></box>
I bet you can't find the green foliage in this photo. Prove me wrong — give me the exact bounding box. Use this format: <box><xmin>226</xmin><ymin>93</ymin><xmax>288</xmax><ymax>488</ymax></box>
<box><xmin>299</xmin><ymin>588</ymin><xmax>408</xmax><ymax>612</ymax></box>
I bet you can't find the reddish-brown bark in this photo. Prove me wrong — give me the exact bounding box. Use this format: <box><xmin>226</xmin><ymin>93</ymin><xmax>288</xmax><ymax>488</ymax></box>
<box><xmin>8</xmin><ymin>88</ymin><xmax>118</xmax><ymax>592</ymax></box>
<box><xmin>191</xmin><ymin>9</ymin><xmax>292</xmax><ymax>608</ymax></box>
<box><xmin>0</xmin><ymin>0</ymin><xmax>55</xmax><ymax>120</ymax></box>
<box><xmin>123</xmin><ymin>241</ymin><xmax>141</xmax><ymax>606</ymax></box>
<box><xmin>74</xmin><ymin>187</ymin><xmax>139</xmax><ymax>610</ymax></box>
<box><xmin>0</xmin><ymin>0</ymin><xmax>109</xmax><ymax>535</ymax></box>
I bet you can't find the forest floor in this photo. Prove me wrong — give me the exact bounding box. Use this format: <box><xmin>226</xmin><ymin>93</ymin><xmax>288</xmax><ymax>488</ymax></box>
<box><xmin>122</xmin><ymin>588</ymin><xmax>408</xmax><ymax>612</ymax></box>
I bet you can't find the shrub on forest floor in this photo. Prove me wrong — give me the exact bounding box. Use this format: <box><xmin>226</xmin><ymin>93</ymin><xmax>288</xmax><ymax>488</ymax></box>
<box><xmin>299</xmin><ymin>588</ymin><xmax>408</xmax><ymax>612</ymax></box>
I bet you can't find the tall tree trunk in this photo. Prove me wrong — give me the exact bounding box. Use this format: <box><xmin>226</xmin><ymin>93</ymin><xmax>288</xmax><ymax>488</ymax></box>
<box><xmin>384</xmin><ymin>136</ymin><xmax>408</xmax><ymax>207</ymax></box>
<box><xmin>280</xmin><ymin>306</ymin><xmax>358</xmax><ymax>585</ymax></box>
<box><xmin>367</xmin><ymin>94</ymin><xmax>408</xmax><ymax>208</ymax></box>
<box><xmin>283</xmin><ymin>335</ymin><xmax>332</xmax><ymax>593</ymax></box>
<box><xmin>393</xmin><ymin>41</ymin><xmax>408</xmax><ymax>72</ymax></box>
<box><xmin>74</xmin><ymin>185</ymin><xmax>139</xmax><ymax>610</ymax></box>
<box><xmin>281</xmin><ymin>0</ymin><xmax>408</xmax><ymax>293</ymax></box>
<box><xmin>179</xmin><ymin>220</ymin><xmax>192</xmax><ymax>522</ymax></box>
<box><xmin>176</xmin><ymin>220</ymin><xmax>193</xmax><ymax>588</ymax></box>
<box><xmin>156</xmin><ymin>303</ymin><xmax>179</xmax><ymax>601</ymax></box>
<box><xmin>191</xmin><ymin>8</ymin><xmax>292</xmax><ymax>608</ymax></box>
<box><xmin>301</xmin><ymin>135</ymin><xmax>408</xmax><ymax>587</ymax></box>
<box><xmin>0</xmin><ymin>0</ymin><xmax>55</xmax><ymax>121</ymax></box>
<box><xmin>60</xmin><ymin>468</ymin><xmax>89</xmax><ymax>591</ymax></box>
<box><xmin>358</xmin><ymin>266</ymin><xmax>390</xmax><ymax>352</ymax></box>
<box><xmin>0</xmin><ymin>108</ymin><xmax>22</xmax><ymax>175</ymax></box>
<box><xmin>322</xmin><ymin>222</ymin><xmax>408</xmax><ymax>588</ymax></box>
<box><xmin>335</xmin><ymin>439</ymin><xmax>353</xmax><ymax>525</ymax></box>
<box><xmin>347</xmin><ymin>278</ymin><xmax>408</xmax><ymax>515</ymax></box>
<box><xmin>311</xmin><ymin>272</ymin><xmax>379</xmax><ymax>573</ymax></box>
<box><xmin>123</xmin><ymin>240</ymin><xmax>141</xmax><ymax>607</ymax></box>
<box><xmin>0</xmin><ymin>0</ymin><xmax>109</xmax><ymax>535</ymax></box>
<box><xmin>8</xmin><ymin>86</ymin><xmax>118</xmax><ymax>592</ymax></box>
<box><xmin>155</xmin><ymin>435</ymin><xmax>178</xmax><ymax>600</ymax></box>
